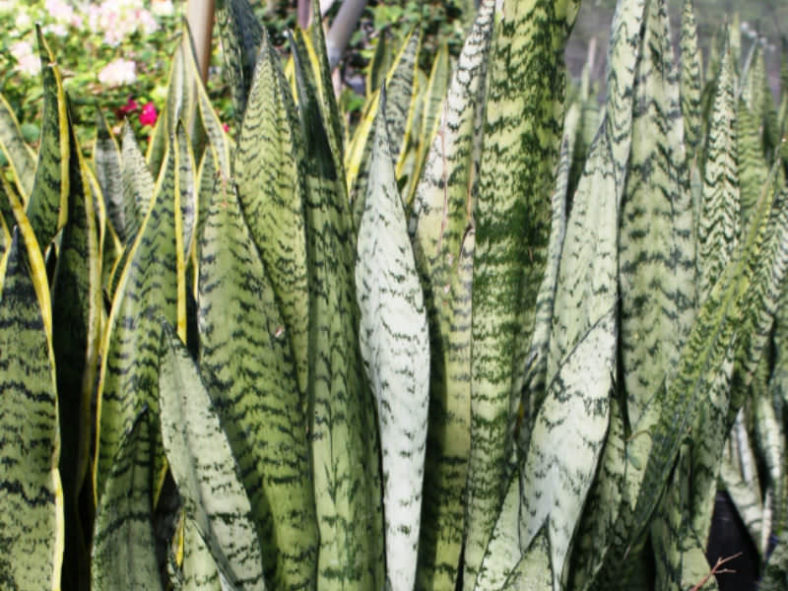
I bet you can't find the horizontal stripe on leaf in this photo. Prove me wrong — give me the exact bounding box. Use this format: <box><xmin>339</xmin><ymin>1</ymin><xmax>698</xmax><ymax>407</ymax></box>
<box><xmin>235</xmin><ymin>31</ymin><xmax>311</xmax><ymax>400</ymax></box>
<box><xmin>0</xmin><ymin>230</ymin><xmax>63</xmax><ymax>591</ymax></box>
<box><xmin>26</xmin><ymin>27</ymin><xmax>70</xmax><ymax>251</ymax></box>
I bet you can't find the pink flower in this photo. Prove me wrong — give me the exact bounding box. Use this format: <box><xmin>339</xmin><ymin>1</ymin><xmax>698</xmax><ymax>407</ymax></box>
<box><xmin>139</xmin><ymin>102</ymin><xmax>158</xmax><ymax>127</ymax></box>
<box><xmin>222</xmin><ymin>123</ymin><xmax>229</xmax><ymax>133</ymax></box>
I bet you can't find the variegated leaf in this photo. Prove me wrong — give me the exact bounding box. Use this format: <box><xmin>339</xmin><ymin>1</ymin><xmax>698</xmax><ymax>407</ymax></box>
<box><xmin>679</xmin><ymin>0</ymin><xmax>703</xmax><ymax>160</ymax></box>
<box><xmin>53</xmin><ymin>125</ymin><xmax>102</xmax><ymax>591</ymax></box>
<box><xmin>91</xmin><ymin>409</ymin><xmax>160</xmax><ymax>591</ymax></box>
<box><xmin>26</xmin><ymin>27</ymin><xmax>70</xmax><ymax>251</ymax></box>
<box><xmin>94</xmin><ymin>113</ymin><xmax>128</xmax><ymax>242</ymax></box>
<box><xmin>465</xmin><ymin>0</ymin><xmax>580</xmax><ymax>578</ymax></box>
<box><xmin>215</xmin><ymin>0</ymin><xmax>262</xmax><ymax>125</ymax></box>
<box><xmin>409</xmin><ymin>3</ymin><xmax>496</xmax><ymax>588</ymax></box>
<box><xmin>356</xmin><ymin>92</ymin><xmax>430</xmax><ymax>591</ymax></box>
<box><xmin>0</xmin><ymin>225</ymin><xmax>63</xmax><ymax>591</ymax></box>
<box><xmin>198</xmin><ymin>132</ymin><xmax>317</xmax><ymax>589</ymax></box>
<box><xmin>159</xmin><ymin>329</ymin><xmax>266</xmax><ymax>590</ymax></box>
<box><xmin>94</xmin><ymin>131</ymin><xmax>185</xmax><ymax>501</ymax></box>
<box><xmin>0</xmin><ymin>92</ymin><xmax>36</xmax><ymax>199</ymax></box>
<box><xmin>234</xmin><ymin>32</ymin><xmax>311</xmax><ymax>399</ymax></box>
<box><xmin>121</xmin><ymin>122</ymin><xmax>154</xmax><ymax>239</ymax></box>
<box><xmin>291</xmin><ymin>38</ymin><xmax>385</xmax><ymax>589</ymax></box>
<box><xmin>520</xmin><ymin>130</ymin><xmax>617</xmax><ymax>591</ymax></box>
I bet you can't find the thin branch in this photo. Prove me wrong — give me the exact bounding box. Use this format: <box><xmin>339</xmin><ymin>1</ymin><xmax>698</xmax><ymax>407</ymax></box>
<box><xmin>689</xmin><ymin>552</ymin><xmax>743</xmax><ymax>591</ymax></box>
<box><xmin>325</xmin><ymin>0</ymin><xmax>369</xmax><ymax>69</ymax></box>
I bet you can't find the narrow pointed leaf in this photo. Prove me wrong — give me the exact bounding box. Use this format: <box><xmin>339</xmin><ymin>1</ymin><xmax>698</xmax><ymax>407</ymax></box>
<box><xmin>91</xmin><ymin>410</ymin><xmax>161</xmax><ymax>591</ymax></box>
<box><xmin>235</xmin><ymin>33</ymin><xmax>310</xmax><ymax>398</ymax></box>
<box><xmin>356</xmin><ymin>95</ymin><xmax>430</xmax><ymax>591</ymax></box>
<box><xmin>466</xmin><ymin>0</ymin><xmax>581</xmax><ymax>571</ymax></box>
<box><xmin>53</xmin><ymin>127</ymin><xmax>101</xmax><ymax>591</ymax></box>
<box><xmin>160</xmin><ymin>329</ymin><xmax>266</xmax><ymax>590</ymax></box>
<box><xmin>26</xmin><ymin>27</ymin><xmax>70</xmax><ymax>250</ymax></box>
<box><xmin>619</xmin><ymin>0</ymin><xmax>695</xmax><ymax>434</ymax></box>
<box><xmin>199</xmin><ymin>135</ymin><xmax>317</xmax><ymax>589</ymax></box>
<box><xmin>698</xmin><ymin>40</ymin><xmax>739</xmax><ymax>301</ymax></box>
<box><xmin>473</xmin><ymin>473</ymin><xmax>521</xmax><ymax>589</ymax></box>
<box><xmin>121</xmin><ymin>122</ymin><xmax>154</xmax><ymax>239</ymax></box>
<box><xmin>94</xmin><ymin>113</ymin><xmax>129</xmax><ymax>242</ymax></box>
<box><xmin>215</xmin><ymin>0</ymin><xmax>262</xmax><ymax>124</ymax></box>
<box><xmin>181</xmin><ymin>518</ymin><xmax>223</xmax><ymax>591</ymax></box>
<box><xmin>679</xmin><ymin>0</ymin><xmax>703</xmax><ymax>159</ymax></box>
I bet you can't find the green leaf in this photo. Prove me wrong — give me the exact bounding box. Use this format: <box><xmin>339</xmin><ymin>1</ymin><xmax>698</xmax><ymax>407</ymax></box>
<box><xmin>26</xmin><ymin>27</ymin><xmax>70</xmax><ymax>251</ymax></box>
<box><xmin>291</xmin><ymin>33</ymin><xmax>385</xmax><ymax>589</ymax></box>
<box><xmin>355</xmin><ymin>91</ymin><xmax>430</xmax><ymax>591</ymax></box>
<box><xmin>736</xmin><ymin>101</ymin><xmax>769</xmax><ymax>229</ymax></box>
<box><xmin>180</xmin><ymin>518</ymin><xmax>223</xmax><ymax>591</ymax></box>
<box><xmin>215</xmin><ymin>0</ymin><xmax>263</xmax><ymax>125</ymax></box>
<box><xmin>159</xmin><ymin>328</ymin><xmax>266</xmax><ymax>590</ymax></box>
<box><xmin>234</xmin><ymin>32</ymin><xmax>310</xmax><ymax>399</ymax></box>
<box><xmin>698</xmin><ymin>38</ymin><xmax>739</xmax><ymax>301</ymax></box>
<box><xmin>93</xmin><ymin>112</ymin><xmax>128</xmax><ymax>242</ymax></box>
<box><xmin>90</xmin><ymin>409</ymin><xmax>161</xmax><ymax>591</ymax></box>
<box><xmin>0</xmin><ymin>227</ymin><xmax>63</xmax><ymax>591</ymax></box>
<box><xmin>121</xmin><ymin>122</ymin><xmax>153</xmax><ymax>239</ymax></box>
<box><xmin>473</xmin><ymin>473</ymin><xmax>522</xmax><ymax>589</ymax></box>
<box><xmin>53</xmin><ymin>125</ymin><xmax>102</xmax><ymax>591</ymax></box>
<box><xmin>198</xmin><ymin>132</ymin><xmax>317</xmax><ymax>589</ymax></box>
<box><xmin>94</xmin><ymin>130</ymin><xmax>185</xmax><ymax>501</ymax></box>
<box><xmin>679</xmin><ymin>0</ymin><xmax>703</xmax><ymax>160</ymax></box>
<box><xmin>402</xmin><ymin>42</ymin><xmax>450</xmax><ymax>208</ymax></box>
<box><xmin>408</xmin><ymin>2</ymin><xmax>496</xmax><ymax>588</ymax></box>
<box><xmin>0</xmin><ymin>92</ymin><xmax>36</xmax><ymax>199</ymax></box>
<box><xmin>466</xmin><ymin>0</ymin><xmax>582</xmax><ymax>572</ymax></box>
<box><xmin>618</xmin><ymin>0</ymin><xmax>695</xmax><ymax>437</ymax></box>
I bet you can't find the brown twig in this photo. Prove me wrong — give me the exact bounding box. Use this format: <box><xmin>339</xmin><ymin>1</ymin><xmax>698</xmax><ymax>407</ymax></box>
<box><xmin>689</xmin><ymin>552</ymin><xmax>743</xmax><ymax>591</ymax></box>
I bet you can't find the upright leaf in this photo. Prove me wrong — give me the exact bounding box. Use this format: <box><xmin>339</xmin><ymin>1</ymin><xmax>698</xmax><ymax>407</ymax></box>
<box><xmin>215</xmin><ymin>0</ymin><xmax>262</xmax><ymax>124</ymax></box>
<box><xmin>409</xmin><ymin>2</ymin><xmax>496</xmax><ymax>588</ymax></box>
<box><xmin>679</xmin><ymin>0</ymin><xmax>703</xmax><ymax>160</ymax></box>
<box><xmin>520</xmin><ymin>132</ymin><xmax>617</xmax><ymax>591</ymax></box>
<box><xmin>466</xmin><ymin>0</ymin><xmax>581</xmax><ymax>572</ymax></box>
<box><xmin>618</xmin><ymin>0</ymin><xmax>695</xmax><ymax>438</ymax></box>
<box><xmin>53</xmin><ymin>125</ymin><xmax>102</xmax><ymax>591</ymax></box>
<box><xmin>235</xmin><ymin>33</ymin><xmax>310</xmax><ymax>399</ymax></box>
<box><xmin>356</xmin><ymin>93</ymin><xmax>430</xmax><ymax>591</ymax></box>
<box><xmin>698</xmin><ymin>39</ymin><xmax>739</xmax><ymax>300</ymax></box>
<box><xmin>120</xmin><ymin>122</ymin><xmax>154</xmax><ymax>240</ymax></box>
<box><xmin>26</xmin><ymin>27</ymin><xmax>70</xmax><ymax>250</ymax></box>
<box><xmin>94</xmin><ymin>133</ymin><xmax>183</xmax><ymax>501</ymax></box>
<box><xmin>0</xmin><ymin>92</ymin><xmax>36</xmax><ymax>199</ymax></box>
<box><xmin>160</xmin><ymin>330</ymin><xmax>266</xmax><ymax>591</ymax></box>
<box><xmin>0</xmin><ymin>226</ymin><xmax>63</xmax><ymax>591</ymax></box>
<box><xmin>91</xmin><ymin>410</ymin><xmax>161</xmax><ymax>591</ymax></box>
<box><xmin>94</xmin><ymin>113</ymin><xmax>129</xmax><ymax>242</ymax></box>
<box><xmin>199</xmin><ymin>134</ymin><xmax>317</xmax><ymax>590</ymax></box>
<box><xmin>292</xmin><ymin>37</ymin><xmax>385</xmax><ymax>590</ymax></box>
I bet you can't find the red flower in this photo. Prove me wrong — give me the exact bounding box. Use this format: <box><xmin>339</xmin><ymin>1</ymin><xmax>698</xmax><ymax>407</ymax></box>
<box><xmin>116</xmin><ymin>97</ymin><xmax>139</xmax><ymax>119</ymax></box>
<box><xmin>222</xmin><ymin>123</ymin><xmax>229</xmax><ymax>133</ymax></box>
<box><xmin>139</xmin><ymin>102</ymin><xmax>158</xmax><ymax>127</ymax></box>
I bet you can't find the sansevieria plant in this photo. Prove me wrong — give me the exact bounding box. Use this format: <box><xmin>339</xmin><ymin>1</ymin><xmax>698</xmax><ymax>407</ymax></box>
<box><xmin>0</xmin><ymin>0</ymin><xmax>787</xmax><ymax>589</ymax></box>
